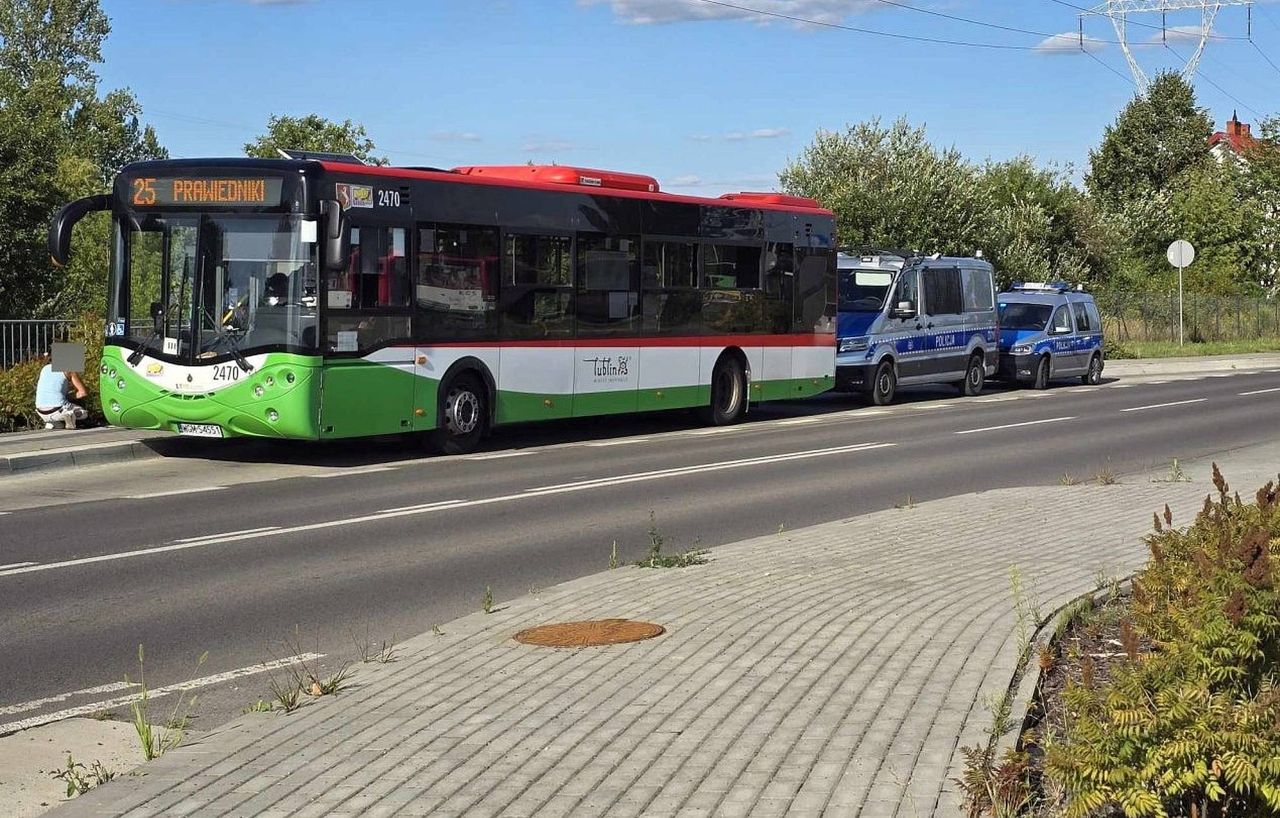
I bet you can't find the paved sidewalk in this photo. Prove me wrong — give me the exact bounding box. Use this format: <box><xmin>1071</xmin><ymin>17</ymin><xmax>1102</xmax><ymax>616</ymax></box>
<box><xmin>1104</xmin><ymin>350</ymin><xmax>1280</xmax><ymax>377</ymax></box>
<box><xmin>0</xmin><ymin>426</ymin><xmax>169</xmax><ymax>477</ymax></box>
<box><xmin>51</xmin><ymin>442</ymin><xmax>1280</xmax><ymax>817</ymax></box>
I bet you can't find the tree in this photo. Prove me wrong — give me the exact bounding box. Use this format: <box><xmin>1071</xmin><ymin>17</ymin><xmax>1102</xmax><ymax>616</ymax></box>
<box><xmin>0</xmin><ymin>0</ymin><xmax>166</xmax><ymax>318</ymax></box>
<box><xmin>1086</xmin><ymin>71</ymin><xmax>1213</xmax><ymax>208</ymax></box>
<box><xmin>244</xmin><ymin>114</ymin><xmax>386</xmax><ymax>165</ymax></box>
<box><xmin>779</xmin><ymin>117</ymin><xmax>989</xmax><ymax>257</ymax></box>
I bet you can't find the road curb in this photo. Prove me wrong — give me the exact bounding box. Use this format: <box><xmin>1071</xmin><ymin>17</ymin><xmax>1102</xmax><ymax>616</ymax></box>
<box><xmin>0</xmin><ymin>438</ymin><xmax>162</xmax><ymax>478</ymax></box>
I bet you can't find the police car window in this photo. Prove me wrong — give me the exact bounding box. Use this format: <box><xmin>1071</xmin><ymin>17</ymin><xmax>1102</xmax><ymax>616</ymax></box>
<box><xmin>1051</xmin><ymin>305</ymin><xmax>1073</xmax><ymax>333</ymax></box>
<box><xmin>998</xmin><ymin>302</ymin><xmax>1052</xmax><ymax>330</ymax></box>
<box><xmin>1085</xmin><ymin>302</ymin><xmax>1102</xmax><ymax>332</ymax></box>
<box><xmin>923</xmin><ymin>268</ymin><xmax>963</xmax><ymax>316</ymax></box>
<box><xmin>1072</xmin><ymin>302</ymin><xmax>1091</xmax><ymax>332</ymax></box>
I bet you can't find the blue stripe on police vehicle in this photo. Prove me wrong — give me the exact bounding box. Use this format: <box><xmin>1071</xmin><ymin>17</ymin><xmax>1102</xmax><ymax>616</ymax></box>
<box><xmin>835</xmin><ymin>251</ymin><xmax>998</xmax><ymax>405</ymax></box>
<box><xmin>994</xmin><ymin>282</ymin><xmax>1105</xmax><ymax>389</ymax></box>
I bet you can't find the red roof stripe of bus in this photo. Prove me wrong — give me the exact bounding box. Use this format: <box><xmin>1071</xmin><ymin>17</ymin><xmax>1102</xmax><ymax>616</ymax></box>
<box><xmin>454</xmin><ymin>164</ymin><xmax>660</xmax><ymax>193</ymax></box>
<box><xmin>316</xmin><ymin>161</ymin><xmax>833</xmax><ymax>216</ymax></box>
<box><xmin>401</xmin><ymin>333</ymin><xmax>833</xmax><ymax>350</ymax></box>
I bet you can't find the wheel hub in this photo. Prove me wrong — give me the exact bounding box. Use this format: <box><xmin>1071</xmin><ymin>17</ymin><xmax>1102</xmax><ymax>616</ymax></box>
<box><xmin>445</xmin><ymin>389</ymin><xmax>479</xmax><ymax>435</ymax></box>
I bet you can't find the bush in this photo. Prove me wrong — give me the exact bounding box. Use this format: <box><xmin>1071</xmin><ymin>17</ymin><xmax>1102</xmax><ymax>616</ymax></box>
<box><xmin>0</xmin><ymin>314</ymin><xmax>104</xmax><ymax>433</ymax></box>
<box><xmin>1106</xmin><ymin>339</ymin><xmax>1139</xmax><ymax>359</ymax></box>
<box><xmin>1046</xmin><ymin>468</ymin><xmax>1280</xmax><ymax>817</ymax></box>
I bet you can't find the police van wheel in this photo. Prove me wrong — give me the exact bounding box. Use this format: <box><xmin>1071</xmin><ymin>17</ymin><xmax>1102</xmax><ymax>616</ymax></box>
<box><xmin>1032</xmin><ymin>356</ymin><xmax>1051</xmax><ymax>390</ymax></box>
<box><xmin>1081</xmin><ymin>354</ymin><xmax>1103</xmax><ymax>386</ymax></box>
<box><xmin>428</xmin><ymin>373</ymin><xmax>487</xmax><ymax>455</ymax></box>
<box><xmin>870</xmin><ymin>360</ymin><xmax>896</xmax><ymax>406</ymax></box>
<box><xmin>700</xmin><ymin>356</ymin><xmax>747</xmax><ymax>426</ymax></box>
<box><xmin>961</xmin><ymin>353</ymin><xmax>985</xmax><ymax>397</ymax></box>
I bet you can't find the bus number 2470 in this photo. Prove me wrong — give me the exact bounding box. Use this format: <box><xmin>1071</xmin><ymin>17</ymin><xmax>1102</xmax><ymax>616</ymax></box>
<box><xmin>212</xmin><ymin>365</ymin><xmax>241</xmax><ymax>382</ymax></box>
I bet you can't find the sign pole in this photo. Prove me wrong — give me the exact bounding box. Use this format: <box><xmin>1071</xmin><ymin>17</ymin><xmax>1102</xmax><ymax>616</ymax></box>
<box><xmin>1167</xmin><ymin>240</ymin><xmax>1195</xmax><ymax>349</ymax></box>
<box><xmin>1179</xmin><ymin>262</ymin><xmax>1184</xmax><ymax>347</ymax></box>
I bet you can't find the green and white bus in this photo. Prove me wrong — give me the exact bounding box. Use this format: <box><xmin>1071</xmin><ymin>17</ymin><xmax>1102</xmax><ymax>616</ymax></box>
<box><xmin>50</xmin><ymin>158</ymin><xmax>837</xmax><ymax>453</ymax></box>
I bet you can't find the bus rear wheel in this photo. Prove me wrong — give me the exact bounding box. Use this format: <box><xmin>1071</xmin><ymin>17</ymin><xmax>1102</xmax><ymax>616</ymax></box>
<box><xmin>699</xmin><ymin>356</ymin><xmax>747</xmax><ymax>426</ymax></box>
<box><xmin>429</xmin><ymin>373</ymin><xmax>487</xmax><ymax>455</ymax></box>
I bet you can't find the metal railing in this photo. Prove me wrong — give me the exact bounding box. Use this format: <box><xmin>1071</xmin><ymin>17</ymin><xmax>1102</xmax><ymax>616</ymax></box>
<box><xmin>1094</xmin><ymin>291</ymin><xmax>1280</xmax><ymax>343</ymax></box>
<box><xmin>0</xmin><ymin>319</ymin><xmax>73</xmax><ymax>368</ymax></box>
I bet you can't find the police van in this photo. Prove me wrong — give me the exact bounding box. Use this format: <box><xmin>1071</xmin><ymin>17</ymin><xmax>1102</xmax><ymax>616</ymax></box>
<box><xmin>996</xmin><ymin>283</ymin><xmax>1105</xmax><ymax>388</ymax></box>
<box><xmin>836</xmin><ymin>251</ymin><xmax>998</xmax><ymax>405</ymax></box>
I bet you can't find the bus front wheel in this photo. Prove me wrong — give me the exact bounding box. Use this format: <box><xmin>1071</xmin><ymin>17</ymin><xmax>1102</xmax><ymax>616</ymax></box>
<box><xmin>699</xmin><ymin>356</ymin><xmax>747</xmax><ymax>426</ymax></box>
<box><xmin>429</xmin><ymin>373</ymin><xmax>487</xmax><ymax>455</ymax></box>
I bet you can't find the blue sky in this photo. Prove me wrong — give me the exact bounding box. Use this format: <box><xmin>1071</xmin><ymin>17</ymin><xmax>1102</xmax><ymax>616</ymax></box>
<box><xmin>98</xmin><ymin>0</ymin><xmax>1280</xmax><ymax>195</ymax></box>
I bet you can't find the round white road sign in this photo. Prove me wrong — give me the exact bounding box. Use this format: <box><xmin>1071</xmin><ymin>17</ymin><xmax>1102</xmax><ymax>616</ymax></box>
<box><xmin>1167</xmin><ymin>239</ymin><xmax>1195</xmax><ymax>268</ymax></box>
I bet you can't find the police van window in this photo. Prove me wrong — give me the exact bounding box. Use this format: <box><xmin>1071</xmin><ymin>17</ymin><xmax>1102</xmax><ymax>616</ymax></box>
<box><xmin>1051</xmin><ymin>305</ymin><xmax>1073</xmax><ymax>333</ymax></box>
<box><xmin>923</xmin><ymin>267</ymin><xmax>963</xmax><ymax>316</ymax></box>
<box><xmin>1072</xmin><ymin>301</ymin><xmax>1091</xmax><ymax>332</ymax></box>
<box><xmin>961</xmin><ymin>268</ymin><xmax>993</xmax><ymax>313</ymax></box>
<box><xmin>1085</xmin><ymin>302</ymin><xmax>1102</xmax><ymax>333</ymax></box>
<box><xmin>894</xmin><ymin>269</ymin><xmax>919</xmax><ymax>311</ymax></box>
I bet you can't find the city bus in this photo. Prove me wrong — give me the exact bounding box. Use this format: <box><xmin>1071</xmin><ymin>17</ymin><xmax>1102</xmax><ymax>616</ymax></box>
<box><xmin>49</xmin><ymin>158</ymin><xmax>837</xmax><ymax>453</ymax></box>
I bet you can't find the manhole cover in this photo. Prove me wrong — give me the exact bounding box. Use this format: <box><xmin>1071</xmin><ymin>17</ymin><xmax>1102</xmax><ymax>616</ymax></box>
<box><xmin>514</xmin><ymin>619</ymin><xmax>665</xmax><ymax>647</ymax></box>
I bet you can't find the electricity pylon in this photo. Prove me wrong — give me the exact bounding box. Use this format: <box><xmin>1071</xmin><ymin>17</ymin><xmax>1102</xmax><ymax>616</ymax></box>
<box><xmin>1080</xmin><ymin>1</ymin><xmax>1252</xmax><ymax>90</ymax></box>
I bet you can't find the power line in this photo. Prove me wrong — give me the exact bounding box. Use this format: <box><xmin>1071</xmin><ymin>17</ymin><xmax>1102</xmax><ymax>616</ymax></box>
<box><xmin>866</xmin><ymin>0</ymin><xmax>1058</xmax><ymax>39</ymax></box>
<box><xmin>1166</xmin><ymin>42</ymin><xmax>1264</xmax><ymax>118</ymax></box>
<box><xmin>691</xmin><ymin>0</ymin><xmax>1041</xmax><ymax>50</ymax></box>
<box><xmin>1251</xmin><ymin>39</ymin><xmax>1280</xmax><ymax>79</ymax></box>
<box><xmin>1087</xmin><ymin>49</ymin><xmax>1139</xmax><ymax>86</ymax></box>
<box><xmin>1045</xmin><ymin>0</ymin><xmax>1251</xmax><ymax>39</ymax></box>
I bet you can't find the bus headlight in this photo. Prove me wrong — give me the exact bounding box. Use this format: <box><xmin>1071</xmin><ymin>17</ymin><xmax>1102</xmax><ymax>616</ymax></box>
<box><xmin>839</xmin><ymin>337</ymin><xmax>869</xmax><ymax>353</ymax></box>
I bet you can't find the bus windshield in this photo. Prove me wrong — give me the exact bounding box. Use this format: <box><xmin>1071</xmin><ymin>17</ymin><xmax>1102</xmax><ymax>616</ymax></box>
<box><xmin>838</xmin><ymin>268</ymin><xmax>894</xmax><ymax>313</ymax></box>
<box><xmin>110</xmin><ymin>214</ymin><xmax>319</xmax><ymax>359</ymax></box>
<box><xmin>998</xmin><ymin>302</ymin><xmax>1053</xmax><ymax>331</ymax></box>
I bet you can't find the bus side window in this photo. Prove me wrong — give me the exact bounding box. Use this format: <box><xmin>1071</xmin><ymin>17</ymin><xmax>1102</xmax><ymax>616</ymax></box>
<box><xmin>325</xmin><ymin>224</ymin><xmax>411</xmax><ymax>352</ymax></box>
<box><xmin>576</xmin><ymin>234</ymin><xmax>639</xmax><ymax>338</ymax></box>
<box><xmin>499</xmin><ymin>233</ymin><xmax>573</xmax><ymax>339</ymax></box>
<box><xmin>641</xmin><ymin>240</ymin><xmax>700</xmax><ymax>336</ymax></box>
<box><xmin>764</xmin><ymin>242</ymin><xmax>793</xmax><ymax>334</ymax></box>
<box><xmin>415</xmin><ymin>224</ymin><xmax>499</xmax><ymax>342</ymax></box>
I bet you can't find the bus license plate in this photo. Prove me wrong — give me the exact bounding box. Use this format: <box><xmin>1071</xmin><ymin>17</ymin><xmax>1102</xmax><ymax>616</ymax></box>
<box><xmin>177</xmin><ymin>423</ymin><xmax>223</xmax><ymax>438</ymax></box>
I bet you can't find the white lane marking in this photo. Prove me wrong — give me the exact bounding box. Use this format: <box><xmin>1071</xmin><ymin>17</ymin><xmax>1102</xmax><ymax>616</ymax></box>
<box><xmin>776</xmin><ymin>416</ymin><xmax>827</xmax><ymax>426</ymax></box>
<box><xmin>973</xmin><ymin>396</ymin><xmax>1019</xmax><ymax>403</ymax></box>
<box><xmin>1110</xmin><ymin>383</ymin><xmax>1135</xmax><ymax>388</ymax></box>
<box><xmin>955</xmin><ymin>417</ymin><xmax>1076</xmax><ymax>436</ymax></box>
<box><xmin>1267</xmin><ymin>369</ymin><xmax>1280</xmax><ymax>373</ymax></box>
<box><xmin>126</xmin><ymin>486</ymin><xmax>225</xmax><ymax>500</ymax></box>
<box><xmin>915</xmin><ymin>403</ymin><xmax>959</xmax><ymax>410</ymax></box>
<box><xmin>461</xmin><ymin>451</ymin><xmax>534</xmax><ymax>460</ymax></box>
<box><xmin>0</xmin><ymin>562</ymin><xmax>36</xmax><ymax>570</ymax></box>
<box><xmin>1239</xmin><ymin>387</ymin><xmax>1280</xmax><ymax>396</ymax></box>
<box><xmin>0</xmin><ymin>653</ymin><xmax>324</xmax><ymax>736</ymax></box>
<box><xmin>0</xmin><ymin>443</ymin><xmax>895</xmax><ymax>578</ymax></box>
<box><xmin>1120</xmin><ymin>398</ymin><xmax>1208</xmax><ymax>413</ymax></box>
<box><xmin>307</xmin><ymin>465</ymin><xmax>398</xmax><ymax>478</ymax></box>
<box><xmin>0</xmin><ymin>512</ymin><xmax>10</xmax><ymax>516</ymax></box>
<box><xmin>0</xmin><ymin>681</ymin><xmax>137</xmax><ymax>716</ymax></box>
<box><xmin>683</xmin><ymin>426</ymin><xmax>745</xmax><ymax>436</ymax></box>
<box><xmin>172</xmin><ymin>526</ymin><xmax>278</xmax><ymax>544</ymax></box>
<box><xmin>1146</xmin><ymin>380</ymin><xmax>1168</xmax><ymax>385</ymax></box>
<box><xmin>584</xmin><ymin>438</ymin><xmax>652</xmax><ymax>447</ymax></box>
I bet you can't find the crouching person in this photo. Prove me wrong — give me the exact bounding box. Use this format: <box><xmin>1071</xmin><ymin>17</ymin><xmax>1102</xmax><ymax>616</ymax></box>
<box><xmin>34</xmin><ymin>353</ymin><xmax>89</xmax><ymax>429</ymax></box>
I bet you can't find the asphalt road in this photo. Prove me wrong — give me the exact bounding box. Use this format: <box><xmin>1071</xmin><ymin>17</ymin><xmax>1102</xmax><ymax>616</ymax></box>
<box><xmin>2</xmin><ymin>368</ymin><xmax>1278</xmax><ymax>733</ymax></box>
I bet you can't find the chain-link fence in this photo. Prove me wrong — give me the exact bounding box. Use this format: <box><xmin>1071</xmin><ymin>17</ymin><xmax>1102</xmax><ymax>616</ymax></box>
<box><xmin>1093</xmin><ymin>291</ymin><xmax>1280</xmax><ymax>343</ymax></box>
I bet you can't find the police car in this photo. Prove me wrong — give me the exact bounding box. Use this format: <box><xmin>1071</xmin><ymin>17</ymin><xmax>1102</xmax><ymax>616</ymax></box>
<box><xmin>996</xmin><ymin>283</ymin><xmax>1104</xmax><ymax>388</ymax></box>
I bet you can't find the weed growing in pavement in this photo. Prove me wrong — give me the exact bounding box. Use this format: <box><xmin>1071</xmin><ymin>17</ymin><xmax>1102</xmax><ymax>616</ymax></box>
<box><xmin>267</xmin><ymin>677</ymin><xmax>302</xmax><ymax>713</ymax></box>
<box><xmin>609</xmin><ymin>540</ymin><xmax>618</xmax><ymax>570</ymax></box>
<box><xmin>482</xmin><ymin>585</ymin><xmax>494</xmax><ymax>614</ymax></box>
<box><xmin>635</xmin><ymin>511</ymin><xmax>708</xmax><ymax>568</ymax></box>
<box><xmin>243</xmin><ymin>699</ymin><xmax>274</xmax><ymax>714</ymax></box>
<box><xmin>126</xmin><ymin>644</ymin><xmax>206</xmax><ymax>761</ymax></box>
<box><xmin>349</xmin><ymin>625</ymin><xmax>398</xmax><ymax>664</ymax></box>
<box><xmin>1094</xmin><ymin>462</ymin><xmax>1118</xmax><ymax>485</ymax></box>
<box><xmin>894</xmin><ymin>494</ymin><xmax>918</xmax><ymax>510</ymax></box>
<box><xmin>432</xmin><ymin>625</ymin><xmax>444</xmax><ymax>636</ymax></box>
<box><xmin>1152</xmin><ymin>457</ymin><xmax>1192</xmax><ymax>483</ymax></box>
<box><xmin>49</xmin><ymin>754</ymin><xmax>116</xmax><ymax>798</ymax></box>
<box><xmin>267</xmin><ymin>627</ymin><xmax>357</xmax><ymax>709</ymax></box>
<box><xmin>1059</xmin><ymin>472</ymin><xmax>1080</xmax><ymax>486</ymax></box>
<box><xmin>308</xmin><ymin>665</ymin><xmax>353</xmax><ymax>697</ymax></box>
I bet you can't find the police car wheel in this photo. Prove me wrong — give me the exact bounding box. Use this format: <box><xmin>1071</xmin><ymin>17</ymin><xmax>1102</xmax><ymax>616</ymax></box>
<box><xmin>870</xmin><ymin>360</ymin><xmax>896</xmax><ymax>406</ymax></box>
<box><xmin>1032</xmin><ymin>356</ymin><xmax>1050</xmax><ymax>390</ymax></box>
<box><xmin>961</xmin><ymin>353</ymin><xmax>985</xmax><ymax>397</ymax></box>
<box><xmin>1081</xmin><ymin>355</ymin><xmax>1102</xmax><ymax>386</ymax></box>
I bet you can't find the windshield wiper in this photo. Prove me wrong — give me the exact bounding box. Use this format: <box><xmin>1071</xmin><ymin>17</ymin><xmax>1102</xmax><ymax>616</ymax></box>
<box><xmin>200</xmin><ymin>306</ymin><xmax>254</xmax><ymax>373</ymax></box>
<box><xmin>126</xmin><ymin>331</ymin><xmax>159</xmax><ymax>366</ymax></box>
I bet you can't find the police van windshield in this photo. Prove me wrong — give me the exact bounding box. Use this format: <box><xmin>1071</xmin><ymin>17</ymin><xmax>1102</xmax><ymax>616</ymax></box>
<box><xmin>998</xmin><ymin>302</ymin><xmax>1053</xmax><ymax>331</ymax></box>
<box><xmin>839</xmin><ymin>269</ymin><xmax>894</xmax><ymax>312</ymax></box>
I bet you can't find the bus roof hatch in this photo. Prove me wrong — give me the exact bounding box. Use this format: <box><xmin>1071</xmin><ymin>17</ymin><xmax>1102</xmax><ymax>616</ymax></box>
<box><xmin>452</xmin><ymin>164</ymin><xmax>660</xmax><ymax>193</ymax></box>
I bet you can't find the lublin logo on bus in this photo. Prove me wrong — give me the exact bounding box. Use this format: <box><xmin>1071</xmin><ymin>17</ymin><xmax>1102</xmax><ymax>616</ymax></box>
<box><xmin>583</xmin><ymin>356</ymin><xmax>631</xmax><ymax>381</ymax></box>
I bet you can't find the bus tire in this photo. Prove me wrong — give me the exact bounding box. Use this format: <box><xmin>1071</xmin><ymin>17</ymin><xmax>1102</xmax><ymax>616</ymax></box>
<box><xmin>1081</xmin><ymin>354</ymin><xmax>1103</xmax><ymax>385</ymax></box>
<box><xmin>869</xmin><ymin>360</ymin><xmax>896</xmax><ymax>406</ymax></box>
<box><xmin>960</xmin><ymin>352</ymin><xmax>985</xmax><ymax>396</ymax></box>
<box><xmin>429</xmin><ymin>372</ymin><xmax>487</xmax><ymax>455</ymax></box>
<box><xmin>1032</xmin><ymin>355</ymin><xmax>1050</xmax><ymax>390</ymax></box>
<box><xmin>699</xmin><ymin>355</ymin><xmax>747</xmax><ymax>426</ymax></box>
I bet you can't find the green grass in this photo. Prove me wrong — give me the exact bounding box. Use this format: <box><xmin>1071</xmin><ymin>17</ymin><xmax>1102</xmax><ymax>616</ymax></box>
<box><xmin>1107</xmin><ymin>338</ymin><xmax>1280</xmax><ymax>359</ymax></box>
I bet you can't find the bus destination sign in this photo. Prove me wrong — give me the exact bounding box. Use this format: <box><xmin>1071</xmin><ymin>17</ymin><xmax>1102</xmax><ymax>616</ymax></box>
<box><xmin>129</xmin><ymin>177</ymin><xmax>285</xmax><ymax>208</ymax></box>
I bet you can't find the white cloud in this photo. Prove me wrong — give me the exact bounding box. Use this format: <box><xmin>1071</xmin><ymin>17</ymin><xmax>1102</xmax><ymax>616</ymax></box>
<box><xmin>690</xmin><ymin>134</ymin><xmax>714</xmax><ymax>142</ymax></box>
<box><xmin>522</xmin><ymin>140</ymin><xmax>576</xmax><ymax>153</ymax></box>
<box><xmin>430</xmin><ymin>130</ymin><xmax>483</xmax><ymax>142</ymax></box>
<box><xmin>580</xmin><ymin>0</ymin><xmax>873</xmax><ymax>26</ymax></box>
<box><xmin>1034</xmin><ymin>31</ymin><xmax>1106</xmax><ymax>55</ymax></box>
<box><xmin>751</xmin><ymin>127</ymin><xmax>790</xmax><ymax>138</ymax></box>
<box><xmin>724</xmin><ymin>131</ymin><xmax>748</xmax><ymax>141</ymax></box>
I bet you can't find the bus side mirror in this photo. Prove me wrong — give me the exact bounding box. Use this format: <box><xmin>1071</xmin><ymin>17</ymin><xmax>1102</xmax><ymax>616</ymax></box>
<box><xmin>321</xmin><ymin>200</ymin><xmax>348</xmax><ymax>273</ymax></box>
<box><xmin>48</xmin><ymin>193</ymin><xmax>111</xmax><ymax>266</ymax></box>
